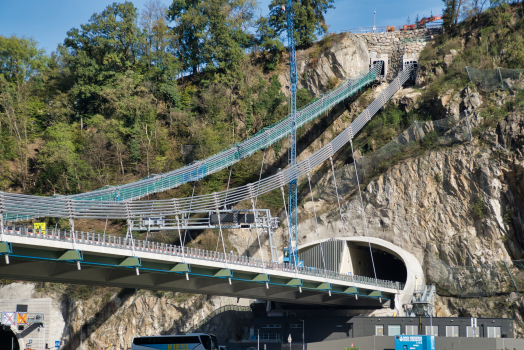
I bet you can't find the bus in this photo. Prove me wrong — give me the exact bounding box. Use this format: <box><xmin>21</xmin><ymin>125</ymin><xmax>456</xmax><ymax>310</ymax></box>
<box><xmin>131</xmin><ymin>334</ymin><xmax>218</xmax><ymax>350</ymax></box>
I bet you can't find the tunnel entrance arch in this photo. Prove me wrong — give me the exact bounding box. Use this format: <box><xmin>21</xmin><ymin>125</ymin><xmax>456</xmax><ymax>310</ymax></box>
<box><xmin>296</xmin><ymin>236</ymin><xmax>424</xmax><ymax>308</ymax></box>
<box><xmin>0</xmin><ymin>326</ymin><xmax>20</xmax><ymax>350</ymax></box>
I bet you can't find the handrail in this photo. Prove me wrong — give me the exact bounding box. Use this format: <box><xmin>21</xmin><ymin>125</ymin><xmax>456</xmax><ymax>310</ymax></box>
<box><xmin>1</xmin><ymin>225</ymin><xmax>405</xmax><ymax>291</ymax></box>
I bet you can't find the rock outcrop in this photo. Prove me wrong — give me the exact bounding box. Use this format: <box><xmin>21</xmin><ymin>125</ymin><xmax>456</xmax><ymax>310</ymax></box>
<box><xmin>279</xmin><ymin>33</ymin><xmax>370</xmax><ymax>96</ymax></box>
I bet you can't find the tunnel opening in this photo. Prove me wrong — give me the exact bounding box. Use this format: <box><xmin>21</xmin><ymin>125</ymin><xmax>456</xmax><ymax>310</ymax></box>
<box><xmin>0</xmin><ymin>326</ymin><xmax>19</xmax><ymax>350</ymax></box>
<box><xmin>349</xmin><ymin>244</ymin><xmax>407</xmax><ymax>284</ymax></box>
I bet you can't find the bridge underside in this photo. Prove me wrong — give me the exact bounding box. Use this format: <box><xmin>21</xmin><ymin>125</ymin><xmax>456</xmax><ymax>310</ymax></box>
<box><xmin>0</xmin><ymin>255</ymin><xmax>389</xmax><ymax>309</ymax></box>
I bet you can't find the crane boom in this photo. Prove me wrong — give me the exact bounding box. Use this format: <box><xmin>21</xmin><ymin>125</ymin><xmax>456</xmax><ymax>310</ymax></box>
<box><xmin>285</xmin><ymin>0</ymin><xmax>300</xmax><ymax>267</ymax></box>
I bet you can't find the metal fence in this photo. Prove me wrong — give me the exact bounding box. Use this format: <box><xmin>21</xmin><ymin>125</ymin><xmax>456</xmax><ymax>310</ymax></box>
<box><xmin>466</xmin><ymin>66</ymin><xmax>524</xmax><ymax>92</ymax></box>
<box><xmin>428</xmin><ymin>257</ymin><xmax>524</xmax><ymax>298</ymax></box>
<box><xmin>308</xmin><ymin>113</ymin><xmax>473</xmax><ymax>204</ymax></box>
<box><xmin>188</xmin><ymin>304</ymin><xmax>251</xmax><ymax>333</ymax></box>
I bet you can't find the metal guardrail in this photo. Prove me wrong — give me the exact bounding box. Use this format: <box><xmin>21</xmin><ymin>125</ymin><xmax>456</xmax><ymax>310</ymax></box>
<box><xmin>1</xmin><ymin>226</ymin><xmax>405</xmax><ymax>291</ymax></box>
<box><xmin>0</xmin><ymin>64</ymin><xmax>415</xmax><ymax>223</ymax></box>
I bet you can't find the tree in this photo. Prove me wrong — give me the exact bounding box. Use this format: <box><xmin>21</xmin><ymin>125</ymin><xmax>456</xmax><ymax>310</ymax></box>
<box><xmin>61</xmin><ymin>2</ymin><xmax>145</xmax><ymax>115</ymax></box>
<box><xmin>0</xmin><ymin>35</ymin><xmax>48</xmax><ymax>189</ymax></box>
<box><xmin>443</xmin><ymin>0</ymin><xmax>467</xmax><ymax>29</ymax></box>
<box><xmin>167</xmin><ymin>0</ymin><xmax>207</xmax><ymax>76</ymax></box>
<box><xmin>268</xmin><ymin>0</ymin><xmax>335</xmax><ymax>47</ymax></box>
<box><xmin>256</xmin><ymin>16</ymin><xmax>284</xmax><ymax>71</ymax></box>
<box><xmin>168</xmin><ymin>0</ymin><xmax>257</xmax><ymax>76</ymax></box>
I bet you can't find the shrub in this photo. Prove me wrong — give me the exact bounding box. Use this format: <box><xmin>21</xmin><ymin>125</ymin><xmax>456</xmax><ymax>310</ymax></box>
<box><xmin>472</xmin><ymin>197</ymin><xmax>486</xmax><ymax>220</ymax></box>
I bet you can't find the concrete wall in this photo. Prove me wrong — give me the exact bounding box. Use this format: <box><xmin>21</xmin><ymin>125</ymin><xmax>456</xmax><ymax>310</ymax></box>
<box><xmin>0</xmin><ymin>298</ymin><xmax>51</xmax><ymax>350</ymax></box>
<box><xmin>297</xmin><ymin>236</ymin><xmax>424</xmax><ymax>313</ymax></box>
<box><xmin>0</xmin><ymin>283</ymin><xmax>66</xmax><ymax>350</ymax></box>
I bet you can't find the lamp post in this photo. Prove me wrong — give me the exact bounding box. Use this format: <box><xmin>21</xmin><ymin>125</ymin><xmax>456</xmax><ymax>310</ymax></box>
<box><xmin>300</xmin><ymin>319</ymin><xmax>305</xmax><ymax>350</ymax></box>
<box><xmin>288</xmin><ymin>334</ymin><xmax>292</xmax><ymax>350</ymax></box>
<box><xmin>257</xmin><ymin>329</ymin><xmax>260</xmax><ymax>350</ymax></box>
<box><xmin>373</xmin><ymin>11</ymin><xmax>376</xmax><ymax>33</ymax></box>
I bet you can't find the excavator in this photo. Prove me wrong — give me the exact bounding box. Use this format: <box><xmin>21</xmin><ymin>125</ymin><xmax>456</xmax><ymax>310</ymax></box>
<box><xmin>402</xmin><ymin>15</ymin><xmax>443</xmax><ymax>31</ymax></box>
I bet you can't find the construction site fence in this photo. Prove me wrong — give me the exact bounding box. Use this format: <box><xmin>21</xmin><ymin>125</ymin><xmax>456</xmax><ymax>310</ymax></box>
<box><xmin>432</xmin><ymin>258</ymin><xmax>524</xmax><ymax>298</ymax></box>
<box><xmin>466</xmin><ymin>66</ymin><xmax>524</xmax><ymax>92</ymax></box>
<box><xmin>342</xmin><ymin>24</ymin><xmax>442</xmax><ymax>34</ymax></box>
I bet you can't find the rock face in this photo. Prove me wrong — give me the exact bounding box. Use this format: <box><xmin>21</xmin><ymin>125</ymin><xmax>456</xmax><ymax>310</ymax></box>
<box><xmin>291</xmin><ymin>141</ymin><xmax>524</xmax><ymax>266</ymax></box>
<box><xmin>279</xmin><ymin>33</ymin><xmax>370</xmax><ymax>96</ymax></box>
<box><xmin>63</xmin><ymin>293</ymin><xmax>252</xmax><ymax>350</ymax></box>
<box><xmin>497</xmin><ymin>112</ymin><xmax>524</xmax><ymax>151</ymax></box>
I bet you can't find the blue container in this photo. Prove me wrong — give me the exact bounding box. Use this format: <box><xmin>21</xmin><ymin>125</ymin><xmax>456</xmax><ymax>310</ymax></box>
<box><xmin>394</xmin><ymin>335</ymin><xmax>435</xmax><ymax>350</ymax></box>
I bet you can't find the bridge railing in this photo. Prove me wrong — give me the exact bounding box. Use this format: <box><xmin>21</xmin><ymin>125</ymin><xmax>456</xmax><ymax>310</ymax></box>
<box><xmin>1</xmin><ymin>226</ymin><xmax>404</xmax><ymax>291</ymax></box>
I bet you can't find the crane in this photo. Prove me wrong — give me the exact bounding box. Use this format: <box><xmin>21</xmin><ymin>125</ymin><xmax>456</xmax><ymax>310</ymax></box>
<box><xmin>282</xmin><ymin>0</ymin><xmax>303</xmax><ymax>267</ymax></box>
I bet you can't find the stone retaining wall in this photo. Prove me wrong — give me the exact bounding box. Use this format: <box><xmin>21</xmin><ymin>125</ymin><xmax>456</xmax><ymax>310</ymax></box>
<box><xmin>354</xmin><ymin>28</ymin><xmax>441</xmax><ymax>80</ymax></box>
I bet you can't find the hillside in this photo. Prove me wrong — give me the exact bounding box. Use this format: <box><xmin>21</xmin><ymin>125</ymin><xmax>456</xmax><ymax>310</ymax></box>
<box><xmin>2</xmin><ymin>1</ymin><xmax>524</xmax><ymax>348</ymax></box>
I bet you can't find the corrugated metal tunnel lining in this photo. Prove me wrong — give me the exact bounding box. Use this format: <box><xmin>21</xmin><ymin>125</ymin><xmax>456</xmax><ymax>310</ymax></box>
<box><xmin>298</xmin><ymin>239</ymin><xmax>407</xmax><ymax>284</ymax></box>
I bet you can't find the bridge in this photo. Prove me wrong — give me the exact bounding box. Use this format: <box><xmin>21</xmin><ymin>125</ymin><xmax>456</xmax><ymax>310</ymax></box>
<box><xmin>0</xmin><ymin>226</ymin><xmax>402</xmax><ymax>308</ymax></box>
<box><xmin>0</xmin><ymin>63</ymin><xmax>423</xmax><ymax>313</ymax></box>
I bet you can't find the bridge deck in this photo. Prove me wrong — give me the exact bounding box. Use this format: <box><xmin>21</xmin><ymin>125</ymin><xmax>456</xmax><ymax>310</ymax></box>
<box><xmin>0</xmin><ymin>228</ymin><xmax>401</xmax><ymax>307</ymax></box>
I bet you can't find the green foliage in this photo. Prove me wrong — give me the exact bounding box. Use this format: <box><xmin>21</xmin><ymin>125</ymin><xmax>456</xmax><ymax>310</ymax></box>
<box><xmin>62</xmin><ymin>2</ymin><xmax>145</xmax><ymax>115</ymax></box>
<box><xmin>256</xmin><ymin>16</ymin><xmax>284</xmax><ymax>71</ymax></box>
<box><xmin>168</xmin><ymin>0</ymin><xmax>256</xmax><ymax>75</ymax></box>
<box><xmin>268</xmin><ymin>0</ymin><xmax>335</xmax><ymax>47</ymax></box>
<box><xmin>472</xmin><ymin>197</ymin><xmax>486</xmax><ymax>220</ymax></box>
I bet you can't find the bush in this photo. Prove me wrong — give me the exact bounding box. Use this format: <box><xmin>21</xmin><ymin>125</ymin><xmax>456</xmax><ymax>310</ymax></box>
<box><xmin>472</xmin><ymin>197</ymin><xmax>486</xmax><ymax>220</ymax></box>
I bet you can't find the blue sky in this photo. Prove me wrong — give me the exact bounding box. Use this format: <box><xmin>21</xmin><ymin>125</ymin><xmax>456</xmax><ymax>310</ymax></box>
<box><xmin>0</xmin><ymin>0</ymin><xmax>445</xmax><ymax>54</ymax></box>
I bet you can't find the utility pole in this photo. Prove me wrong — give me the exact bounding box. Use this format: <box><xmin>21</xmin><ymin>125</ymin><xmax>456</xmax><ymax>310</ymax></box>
<box><xmin>373</xmin><ymin>10</ymin><xmax>376</xmax><ymax>33</ymax></box>
<box><xmin>286</xmin><ymin>0</ymin><xmax>298</xmax><ymax>267</ymax></box>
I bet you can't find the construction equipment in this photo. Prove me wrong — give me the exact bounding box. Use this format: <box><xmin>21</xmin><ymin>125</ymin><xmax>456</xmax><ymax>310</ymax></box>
<box><xmin>403</xmin><ymin>15</ymin><xmax>442</xmax><ymax>30</ymax></box>
<box><xmin>284</xmin><ymin>0</ymin><xmax>300</xmax><ymax>267</ymax></box>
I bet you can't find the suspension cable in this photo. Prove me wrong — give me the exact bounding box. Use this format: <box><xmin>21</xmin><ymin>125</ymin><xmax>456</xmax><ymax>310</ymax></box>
<box><xmin>183</xmin><ymin>181</ymin><xmax>197</xmax><ymax>246</ymax></box>
<box><xmin>350</xmin><ymin>139</ymin><xmax>378</xmax><ymax>284</ymax></box>
<box><xmin>223</xmin><ymin>165</ymin><xmax>233</xmax><ymax>210</ymax></box>
<box><xmin>307</xmin><ymin>173</ymin><xmax>328</xmax><ymax>280</ymax></box>
<box><xmin>280</xmin><ymin>182</ymin><xmax>298</xmax><ymax>275</ymax></box>
<box><xmin>250</xmin><ymin>150</ymin><xmax>267</xmax><ymax>267</ymax></box>
<box><xmin>329</xmin><ymin>156</ymin><xmax>350</xmax><ymax>272</ymax></box>
<box><xmin>254</xmin><ymin>149</ymin><xmax>266</xmax><ymax>208</ymax></box>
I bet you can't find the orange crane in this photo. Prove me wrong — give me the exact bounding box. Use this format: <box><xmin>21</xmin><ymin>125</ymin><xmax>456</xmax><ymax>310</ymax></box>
<box><xmin>402</xmin><ymin>15</ymin><xmax>443</xmax><ymax>30</ymax></box>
